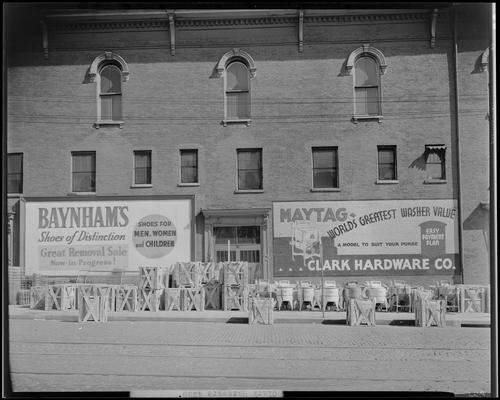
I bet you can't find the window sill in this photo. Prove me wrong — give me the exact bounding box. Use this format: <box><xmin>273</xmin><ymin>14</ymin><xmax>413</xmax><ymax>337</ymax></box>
<box><xmin>376</xmin><ymin>180</ymin><xmax>399</xmax><ymax>185</ymax></box>
<box><xmin>131</xmin><ymin>184</ymin><xmax>153</xmax><ymax>188</ymax></box>
<box><xmin>223</xmin><ymin>119</ymin><xmax>251</xmax><ymax>127</ymax></box>
<box><xmin>424</xmin><ymin>179</ymin><xmax>447</xmax><ymax>184</ymax></box>
<box><xmin>94</xmin><ymin>120</ymin><xmax>123</xmax><ymax>128</ymax></box>
<box><xmin>310</xmin><ymin>188</ymin><xmax>341</xmax><ymax>192</ymax></box>
<box><xmin>8</xmin><ymin>193</ymin><xmax>23</xmax><ymax>197</ymax></box>
<box><xmin>67</xmin><ymin>192</ymin><xmax>96</xmax><ymax>196</ymax></box>
<box><xmin>352</xmin><ymin>115</ymin><xmax>383</xmax><ymax>123</ymax></box>
<box><xmin>178</xmin><ymin>183</ymin><xmax>200</xmax><ymax>187</ymax></box>
<box><xmin>234</xmin><ymin>189</ymin><xmax>264</xmax><ymax>194</ymax></box>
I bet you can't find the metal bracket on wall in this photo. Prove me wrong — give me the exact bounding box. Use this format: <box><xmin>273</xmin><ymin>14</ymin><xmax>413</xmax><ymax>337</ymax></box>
<box><xmin>40</xmin><ymin>19</ymin><xmax>48</xmax><ymax>59</ymax></box>
<box><xmin>167</xmin><ymin>10</ymin><xmax>176</xmax><ymax>56</ymax></box>
<box><xmin>298</xmin><ymin>10</ymin><xmax>304</xmax><ymax>53</ymax></box>
<box><xmin>430</xmin><ymin>9</ymin><xmax>438</xmax><ymax>49</ymax></box>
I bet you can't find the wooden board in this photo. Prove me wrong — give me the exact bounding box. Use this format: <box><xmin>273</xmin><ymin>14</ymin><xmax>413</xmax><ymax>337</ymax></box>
<box><xmin>249</xmin><ymin>298</ymin><xmax>274</xmax><ymax>325</ymax></box>
<box><xmin>77</xmin><ymin>285</ymin><xmax>111</xmax><ymax>322</ymax></box>
<box><xmin>137</xmin><ymin>289</ymin><xmax>163</xmax><ymax>312</ymax></box>
<box><xmin>414</xmin><ymin>297</ymin><xmax>446</xmax><ymax>327</ymax></box>
<box><xmin>347</xmin><ymin>298</ymin><xmax>376</xmax><ymax>326</ymax></box>
<box><xmin>30</xmin><ymin>286</ymin><xmax>49</xmax><ymax>310</ymax></box>
<box><xmin>139</xmin><ymin>267</ymin><xmax>166</xmax><ymax>290</ymax></box>
<box><xmin>223</xmin><ymin>262</ymin><xmax>249</xmax><ymax>287</ymax></box>
<box><xmin>164</xmin><ymin>288</ymin><xmax>182</xmax><ymax>311</ymax></box>
<box><xmin>223</xmin><ymin>285</ymin><xmax>249</xmax><ymax>311</ymax></box>
<box><xmin>115</xmin><ymin>285</ymin><xmax>138</xmax><ymax>312</ymax></box>
<box><xmin>181</xmin><ymin>287</ymin><xmax>205</xmax><ymax>311</ymax></box>
<box><xmin>204</xmin><ymin>283</ymin><xmax>222</xmax><ymax>310</ymax></box>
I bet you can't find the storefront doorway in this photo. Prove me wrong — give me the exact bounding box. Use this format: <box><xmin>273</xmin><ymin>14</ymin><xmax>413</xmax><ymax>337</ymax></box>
<box><xmin>214</xmin><ymin>226</ymin><xmax>261</xmax><ymax>283</ymax></box>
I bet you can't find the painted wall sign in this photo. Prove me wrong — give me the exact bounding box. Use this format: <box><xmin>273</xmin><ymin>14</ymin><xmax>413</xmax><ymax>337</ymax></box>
<box><xmin>272</xmin><ymin>199</ymin><xmax>460</xmax><ymax>276</ymax></box>
<box><xmin>25</xmin><ymin>199</ymin><xmax>192</xmax><ymax>275</ymax></box>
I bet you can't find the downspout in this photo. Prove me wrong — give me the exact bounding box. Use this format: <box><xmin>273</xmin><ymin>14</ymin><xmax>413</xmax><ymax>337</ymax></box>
<box><xmin>452</xmin><ymin>7</ymin><xmax>465</xmax><ymax>284</ymax></box>
<box><xmin>488</xmin><ymin>3</ymin><xmax>497</xmax><ymax>398</ymax></box>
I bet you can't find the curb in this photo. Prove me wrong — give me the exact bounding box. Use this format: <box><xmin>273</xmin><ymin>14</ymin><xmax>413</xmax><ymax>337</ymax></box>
<box><xmin>9</xmin><ymin>312</ymin><xmax>490</xmax><ymax>327</ymax></box>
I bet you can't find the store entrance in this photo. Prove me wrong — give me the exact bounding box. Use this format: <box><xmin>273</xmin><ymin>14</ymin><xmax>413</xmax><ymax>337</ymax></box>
<box><xmin>214</xmin><ymin>226</ymin><xmax>261</xmax><ymax>283</ymax></box>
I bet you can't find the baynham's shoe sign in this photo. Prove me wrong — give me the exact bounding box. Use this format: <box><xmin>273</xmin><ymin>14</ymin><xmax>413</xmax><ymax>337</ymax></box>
<box><xmin>24</xmin><ymin>198</ymin><xmax>192</xmax><ymax>275</ymax></box>
<box><xmin>272</xmin><ymin>199</ymin><xmax>460</xmax><ymax>277</ymax></box>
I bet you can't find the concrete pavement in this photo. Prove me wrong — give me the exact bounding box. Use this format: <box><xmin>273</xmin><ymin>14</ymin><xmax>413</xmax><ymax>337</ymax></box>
<box><xmin>6</xmin><ymin>316</ymin><xmax>492</xmax><ymax>395</ymax></box>
<box><xmin>8</xmin><ymin>304</ymin><xmax>491</xmax><ymax>327</ymax></box>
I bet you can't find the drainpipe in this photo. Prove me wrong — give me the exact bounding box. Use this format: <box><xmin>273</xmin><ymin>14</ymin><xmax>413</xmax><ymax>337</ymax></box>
<box><xmin>452</xmin><ymin>6</ymin><xmax>465</xmax><ymax>285</ymax></box>
<box><xmin>488</xmin><ymin>3</ymin><xmax>497</xmax><ymax>398</ymax></box>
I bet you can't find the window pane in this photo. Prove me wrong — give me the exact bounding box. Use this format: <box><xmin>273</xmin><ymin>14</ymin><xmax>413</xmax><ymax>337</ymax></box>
<box><xmin>426</xmin><ymin>163</ymin><xmax>444</xmax><ymax>180</ymax></box>
<box><xmin>355</xmin><ymin>57</ymin><xmax>378</xmax><ymax>86</ymax></box>
<box><xmin>226</xmin><ymin>92</ymin><xmax>250</xmax><ymax>119</ymax></box>
<box><xmin>8</xmin><ymin>175</ymin><xmax>22</xmax><ymax>193</ymax></box>
<box><xmin>238</xmin><ymin>150</ymin><xmax>261</xmax><ymax>169</ymax></box>
<box><xmin>135</xmin><ymin>168</ymin><xmax>151</xmax><ymax>185</ymax></box>
<box><xmin>73</xmin><ymin>172</ymin><xmax>95</xmax><ymax>192</ymax></box>
<box><xmin>355</xmin><ymin>87</ymin><xmax>379</xmax><ymax>115</ymax></box>
<box><xmin>100</xmin><ymin>65</ymin><xmax>122</xmax><ymax>94</ymax></box>
<box><xmin>238</xmin><ymin>170</ymin><xmax>261</xmax><ymax>190</ymax></box>
<box><xmin>101</xmin><ymin>96</ymin><xmax>112</xmax><ymax>120</ymax></box>
<box><xmin>226</xmin><ymin>61</ymin><xmax>249</xmax><ymax>91</ymax></box>
<box><xmin>378</xmin><ymin>165</ymin><xmax>395</xmax><ymax>180</ymax></box>
<box><xmin>135</xmin><ymin>152</ymin><xmax>151</xmax><ymax>168</ymax></box>
<box><xmin>378</xmin><ymin>148</ymin><xmax>394</xmax><ymax>164</ymax></box>
<box><xmin>112</xmin><ymin>95</ymin><xmax>122</xmax><ymax>120</ymax></box>
<box><xmin>214</xmin><ymin>227</ymin><xmax>237</xmax><ymax>244</ymax></box>
<box><xmin>72</xmin><ymin>153</ymin><xmax>95</xmax><ymax>173</ymax></box>
<box><xmin>181</xmin><ymin>166</ymin><xmax>198</xmax><ymax>183</ymax></box>
<box><xmin>313</xmin><ymin>149</ymin><xmax>335</xmax><ymax>169</ymax></box>
<box><xmin>8</xmin><ymin>154</ymin><xmax>23</xmax><ymax>173</ymax></box>
<box><xmin>313</xmin><ymin>170</ymin><xmax>337</xmax><ymax>188</ymax></box>
<box><xmin>237</xmin><ymin>226</ymin><xmax>261</xmax><ymax>244</ymax></box>
<box><xmin>181</xmin><ymin>150</ymin><xmax>198</xmax><ymax>167</ymax></box>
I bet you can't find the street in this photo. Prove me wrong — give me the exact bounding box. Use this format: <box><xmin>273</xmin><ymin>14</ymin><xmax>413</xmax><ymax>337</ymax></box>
<box><xmin>7</xmin><ymin>318</ymin><xmax>491</xmax><ymax>395</ymax></box>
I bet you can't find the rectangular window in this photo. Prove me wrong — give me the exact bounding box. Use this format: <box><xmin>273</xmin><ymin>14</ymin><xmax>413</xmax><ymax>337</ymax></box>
<box><xmin>180</xmin><ymin>149</ymin><xmax>198</xmax><ymax>184</ymax></box>
<box><xmin>72</xmin><ymin>151</ymin><xmax>96</xmax><ymax>192</ymax></box>
<box><xmin>134</xmin><ymin>150</ymin><xmax>152</xmax><ymax>185</ymax></box>
<box><xmin>312</xmin><ymin>147</ymin><xmax>338</xmax><ymax>188</ymax></box>
<box><xmin>237</xmin><ymin>149</ymin><xmax>262</xmax><ymax>190</ymax></box>
<box><xmin>377</xmin><ymin>146</ymin><xmax>397</xmax><ymax>180</ymax></box>
<box><xmin>8</xmin><ymin>153</ymin><xmax>23</xmax><ymax>193</ymax></box>
<box><xmin>425</xmin><ymin>145</ymin><xmax>446</xmax><ymax>180</ymax></box>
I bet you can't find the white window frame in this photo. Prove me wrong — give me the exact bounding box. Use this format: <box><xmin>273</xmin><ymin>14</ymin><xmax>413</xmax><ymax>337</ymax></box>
<box><xmin>89</xmin><ymin>51</ymin><xmax>129</xmax><ymax>128</ymax></box>
<box><xmin>132</xmin><ymin>150</ymin><xmax>153</xmax><ymax>188</ymax></box>
<box><xmin>216</xmin><ymin>49</ymin><xmax>256</xmax><ymax>127</ymax></box>
<box><xmin>376</xmin><ymin>145</ymin><xmax>399</xmax><ymax>184</ymax></box>
<box><xmin>235</xmin><ymin>148</ymin><xmax>263</xmax><ymax>193</ymax></box>
<box><xmin>424</xmin><ymin>144</ymin><xmax>447</xmax><ymax>184</ymax></box>
<box><xmin>71</xmin><ymin>151</ymin><xmax>96</xmax><ymax>194</ymax></box>
<box><xmin>311</xmin><ymin>147</ymin><xmax>340</xmax><ymax>191</ymax></box>
<box><xmin>178</xmin><ymin>149</ymin><xmax>200</xmax><ymax>187</ymax></box>
<box><xmin>346</xmin><ymin>44</ymin><xmax>387</xmax><ymax>123</ymax></box>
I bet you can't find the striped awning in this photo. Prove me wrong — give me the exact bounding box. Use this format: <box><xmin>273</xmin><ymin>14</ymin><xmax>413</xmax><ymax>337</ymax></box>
<box><xmin>427</xmin><ymin>145</ymin><xmax>447</xmax><ymax>151</ymax></box>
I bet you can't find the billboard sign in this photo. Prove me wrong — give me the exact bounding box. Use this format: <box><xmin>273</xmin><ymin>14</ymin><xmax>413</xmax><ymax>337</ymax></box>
<box><xmin>25</xmin><ymin>198</ymin><xmax>192</xmax><ymax>275</ymax></box>
<box><xmin>273</xmin><ymin>199</ymin><xmax>460</xmax><ymax>276</ymax></box>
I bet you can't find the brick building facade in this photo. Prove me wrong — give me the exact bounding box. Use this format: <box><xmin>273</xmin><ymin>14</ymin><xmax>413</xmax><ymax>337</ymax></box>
<box><xmin>5</xmin><ymin>4</ymin><xmax>493</xmax><ymax>287</ymax></box>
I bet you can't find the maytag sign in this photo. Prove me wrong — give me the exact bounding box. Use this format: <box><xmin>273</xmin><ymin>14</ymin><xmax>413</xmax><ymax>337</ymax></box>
<box><xmin>272</xmin><ymin>199</ymin><xmax>460</xmax><ymax>277</ymax></box>
<box><xmin>25</xmin><ymin>198</ymin><xmax>192</xmax><ymax>275</ymax></box>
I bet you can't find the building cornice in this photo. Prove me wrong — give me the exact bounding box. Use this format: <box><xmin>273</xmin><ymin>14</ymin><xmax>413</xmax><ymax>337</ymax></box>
<box><xmin>48</xmin><ymin>11</ymin><xmax>445</xmax><ymax>32</ymax></box>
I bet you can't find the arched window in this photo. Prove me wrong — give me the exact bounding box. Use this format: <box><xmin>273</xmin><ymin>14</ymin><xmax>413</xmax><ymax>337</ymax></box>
<box><xmin>99</xmin><ymin>63</ymin><xmax>122</xmax><ymax>121</ymax></box>
<box><xmin>225</xmin><ymin>60</ymin><xmax>250</xmax><ymax>121</ymax></box>
<box><xmin>354</xmin><ymin>56</ymin><xmax>380</xmax><ymax>116</ymax></box>
<box><xmin>88</xmin><ymin>51</ymin><xmax>129</xmax><ymax>128</ymax></box>
<box><xmin>216</xmin><ymin>49</ymin><xmax>256</xmax><ymax>126</ymax></box>
<box><xmin>346</xmin><ymin>44</ymin><xmax>387</xmax><ymax>122</ymax></box>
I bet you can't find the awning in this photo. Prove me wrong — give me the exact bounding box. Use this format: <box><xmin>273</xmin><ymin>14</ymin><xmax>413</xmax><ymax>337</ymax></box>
<box><xmin>202</xmin><ymin>208</ymin><xmax>270</xmax><ymax>218</ymax></box>
<box><xmin>426</xmin><ymin>145</ymin><xmax>447</xmax><ymax>151</ymax></box>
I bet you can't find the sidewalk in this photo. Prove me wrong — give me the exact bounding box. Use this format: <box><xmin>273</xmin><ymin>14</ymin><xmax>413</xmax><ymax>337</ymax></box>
<box><xmin>8</xmin><ymin>305</ymin><xmax>490</xmax><ymax>327</ymax></box>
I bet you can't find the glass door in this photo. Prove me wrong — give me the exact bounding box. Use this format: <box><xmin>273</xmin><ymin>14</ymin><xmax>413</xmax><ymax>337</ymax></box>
<box><xmin>214</xmin><ymin>226</ymin><xmax>261</xmax><ymax>283</ymax></box>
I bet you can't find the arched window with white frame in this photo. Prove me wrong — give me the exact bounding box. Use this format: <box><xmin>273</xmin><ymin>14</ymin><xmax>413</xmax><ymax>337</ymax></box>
<box><xmin>216</xmin><ymin>49</ymin><xmax>256</xmax><ymax>126</ymax></box>
<box><xmin>225</xmin><ymin>60</ymin><xmax>250</xmax><ymax>121</ymax></box>
<box><xmin>354</xmin><ymin>56</ymin><xmax>381</xmax><ymax>117</ymax></box>
<box><xmin>88</xmin><ymin>51</ymin><xmax>129</xmax><ymax>128</ymax></box>
<box><xmin>99</xmin><ymin>63</ymin><xmax>122</xmax><ymax>122</ymax></box>
<box><xmin>346</xmin><ymin>44</ymin><xmax>387</xmax><ymax>122</ymax></box>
